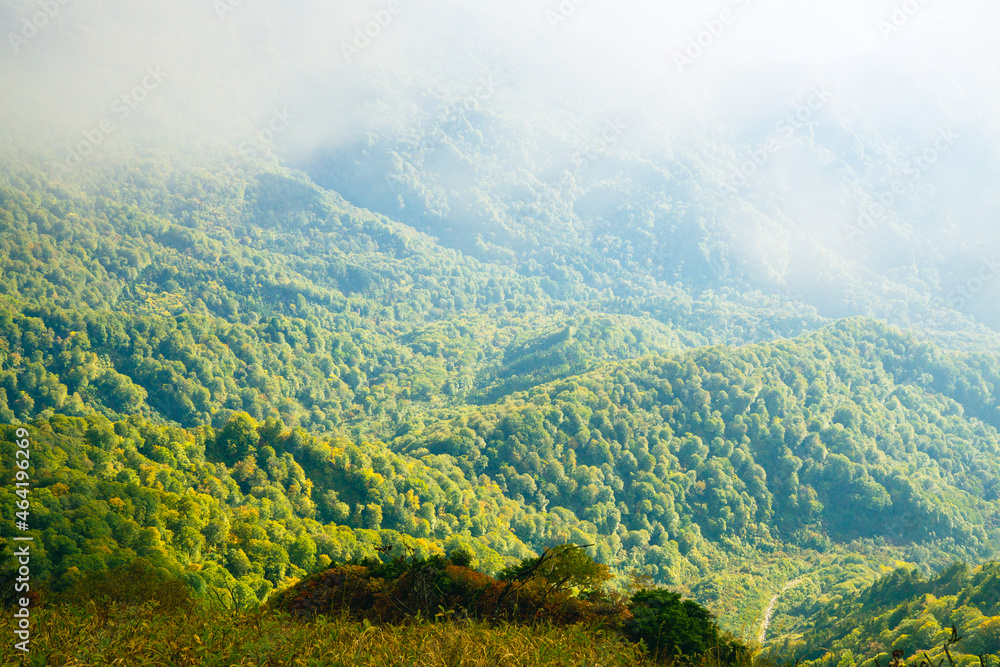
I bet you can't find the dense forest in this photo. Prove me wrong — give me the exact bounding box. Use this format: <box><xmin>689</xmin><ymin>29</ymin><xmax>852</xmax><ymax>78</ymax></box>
<box><xmin>0</xmin><ymin>146</ymin><xmax>999</xmax><ymax>664</ymax></box>
<box><xmin>2</xmin><ymin>0</ymin><xmax>1000</xmax><ymax>661</ymax></box>
<box><xmin>765</xmin><ymin>562</ymin><xmax>1000</xmax><ymax>667</ymax></box>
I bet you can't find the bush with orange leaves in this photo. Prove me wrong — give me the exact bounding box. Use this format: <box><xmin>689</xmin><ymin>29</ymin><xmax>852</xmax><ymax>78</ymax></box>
<box><xmin>268</xmin><ymin>544</ymin><xmax>755</xmax><ymax>664</ymax></box>
<box><xmin>270</xmin><ymin>543</ymin><xmax>629</xmax><ymax>630</ymax></box>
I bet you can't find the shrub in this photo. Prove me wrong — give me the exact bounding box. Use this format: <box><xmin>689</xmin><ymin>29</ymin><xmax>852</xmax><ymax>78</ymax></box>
<box><xmin>497</xmin><ymin>543</ymin><xmax>612</xmax><ymax>596</ymax></box>
<box><xmin>271</xmin><ymin>548</ymin><xmax>628</xmax><ymax>629</ymax></box>
<box><xmin>626</xmin><ymin>589</ymin><xmax>749</xmax><ymax>664</ymax></box>
<box><xmin>58</xmin><ymin>559</ymin><xmax>193</xmax><ymax>613</ymax></box>
<box><xmin>449</xmin><ymin>549</ymin><xmax>474</xmax><ymax>568</ymax></box>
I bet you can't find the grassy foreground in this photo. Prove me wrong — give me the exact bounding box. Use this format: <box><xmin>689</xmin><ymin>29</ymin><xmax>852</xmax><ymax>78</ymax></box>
<box><xmin>0</xmin><ymin>601</ymin><xmax>665</xmax><ymax>666</ymax></box>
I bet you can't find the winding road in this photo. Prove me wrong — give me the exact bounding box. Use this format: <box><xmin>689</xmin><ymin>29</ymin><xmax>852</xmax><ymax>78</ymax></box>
<box><xmin>758</xmin><ymin>578</ymin><xmax>803</xmax><ymax>645</ymax></box>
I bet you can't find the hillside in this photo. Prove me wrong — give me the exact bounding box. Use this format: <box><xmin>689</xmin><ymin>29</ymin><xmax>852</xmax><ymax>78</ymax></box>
<box><xmin>0</xmin><ymin>157</ymin><xmax>832</xmax><ymax>436</ymax></box>
<box><xmin>765</xmin><ymin>561</ymin><xmax>1000</xmax><ymax>665</ymax></box>
<box><xmin>300</xmin><ymin>63</ymin><xmax>1000</xmax><ymax>343</ymax></box>
<box><xmin>3</xmin><ymin>0</ymin><xmax>1000</xmax><ymax>662</ymax></box>
<box><xmin>2</xmin><ymin>155</ymin><xmax>1000</xmax><ymax>631</ymax></box>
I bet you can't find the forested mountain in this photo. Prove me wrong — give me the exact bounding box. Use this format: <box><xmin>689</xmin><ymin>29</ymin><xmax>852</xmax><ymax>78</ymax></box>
<box><xmin>1</xmin><ymin>1</ymin><xmax>1000</xmax><ymax>660</ymax></box>
<box><xmin>0</xmin><ymin>157</ymin><xmax>828</xmax><ymax>434</ymax></box>
<box><xmin>765</xmin><ymin>562</ymin><xmax>1000</xmax><ymax>666</ymax></box>
<box><xmin>301</xmin><ymin>63</ymin><xmax>1000</xmax><ymax>343</ymax></box>
<box><xmin>1</xmin><ymin>147</ymin><xmax>999</xmax><ymax>642</ymax></box>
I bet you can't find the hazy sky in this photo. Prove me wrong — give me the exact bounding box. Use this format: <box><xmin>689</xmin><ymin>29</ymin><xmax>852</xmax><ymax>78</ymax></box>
<box><xmin>3</xmin><ymin>0</ymin><xmax>998</xmax><ymax>149</ymax></box>
<box><xmin>2</xmin><ymin>0</ymin><xmax>998</xmax><ymax>263</ymax></box>
<box><xmin>2</xmin><ymin>0</ymin><xmax>999</xmax><ymax>329</ymax></box>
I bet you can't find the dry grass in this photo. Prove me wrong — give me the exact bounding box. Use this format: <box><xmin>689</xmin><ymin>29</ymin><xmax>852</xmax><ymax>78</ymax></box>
<box><xmin>0</xmin><ymin>601</ymin><xmax>659</xmax><ymax>666</ymax></box>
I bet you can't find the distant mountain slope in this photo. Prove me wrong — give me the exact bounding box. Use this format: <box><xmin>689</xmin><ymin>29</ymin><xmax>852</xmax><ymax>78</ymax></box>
<box><xmin>299</xmin><ymin>64</ymin><xmax>1000</xmax><ymax>346</ymax></box>
<box><xmin>765</xmin><ymin>561</ymin><xmax>1000</xmax><ymax>664</ymax></box>
<box><xmin>0</xmin><ymin>156</ymin><xmax>833</xmax><ymax>435</ymax></box>
<box><xmin>3</xmin><ymin>304</ymin><xmax>1000</xmax><ymax>631</ymax></box>
<box><xmin>403</xmin><ymin>318</ymin><xmax>1000</xmax><ymax>574</ymax></box>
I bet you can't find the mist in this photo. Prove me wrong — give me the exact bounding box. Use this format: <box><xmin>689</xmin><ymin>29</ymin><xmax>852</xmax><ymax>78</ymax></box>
<box><xmin>2</xmin><ymin>0</ymin><xmax>999</xmax><ymax>330</ymax></box>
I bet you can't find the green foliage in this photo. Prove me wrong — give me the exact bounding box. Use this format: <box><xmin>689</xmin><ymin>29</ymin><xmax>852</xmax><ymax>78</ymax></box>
<box><xmin>497</xmin><ymin>543</ymin><xmax>612</xmax><ymax>596</ymax></box>
<box><xmin>765</xmin><ymin>561</ymin><xmax>1000</xmax><ymax>665</ymax></box>
<box><xmin>0</xmin><ymin>161</ymin><xmax>690</xmax><ymax>436</ymax></box>
<box><xmin>0</xmin><ymin>413</ymin><xmax>546</xmax><ymax>611</ymax></box>
<box><xmin>627</xmin><ymin>589</ymin><xmax>745</xmax><ymax>663</ymax></box>
<box><xmin>58</xmin><ymin>558</ymin><xmax>194</xmax><ymax>613</ymax></box>
<box><xmin>1</xmin><ymin>150</ymin><xmax>999</xmax><ymax>650</ymax></box>
<box><xmin>216</xmin><ymin>412</ymin><xmax>259</xmax><ymax>462</ymax></box>
<box><xmin>270</xmin><ymin>548</ymin><xmax>627</xmax><ymax>629</ymax></box>
<box><xmin>449</xmin><ymin>548</ymin><xmax>474</xmax><ymax>567</ymax></box>
<box><xmin>269</xmin><ymin>548</ymin><xmax>751</xmax><ymax>663</ymax></box>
